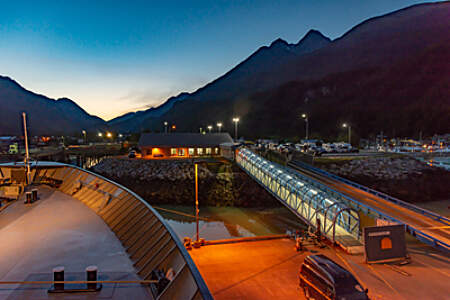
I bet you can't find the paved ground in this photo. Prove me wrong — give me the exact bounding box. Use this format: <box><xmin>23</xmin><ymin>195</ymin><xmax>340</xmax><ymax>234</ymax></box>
<box><xmin>189</xmin><ymin>238</ymin><xmax>450</xmax><ymax>300</ymax></box>
<box><xmin>0</xmin><ymin>187</ymin><xmax>152</xmax><ymax>299</ymax></box>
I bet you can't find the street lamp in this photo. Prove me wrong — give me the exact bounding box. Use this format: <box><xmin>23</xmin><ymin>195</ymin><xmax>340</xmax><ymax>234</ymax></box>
<box><xmin>217</xmin><ymin>122</ymin><xmax>222</xmax><ymax>133</ymax></box>
<box><xmin>232</xmin><ymin>117</ymin><xmax>240</xmax><ymax>140</ymax></box>
<box><xmin>207</xmin><ymin>125</ymin><xmax>212</xmax><ymax>133</ymax></box>
<box><xmin>82</xmin><ymin>130</ymin><xmax>87</xmax><ymax>144</ymax></box>
<box><xmin>106</xmin><ymin>132</ymin><xmax>112</xmax><ymax>138</ymax></box>
<box><xmin>342</xmin><ymin>123</ymin><xmax>351</xmax><ymax>144</ymax></box>
<box><xmin>301</xmin><ymin>114</ymin><xmax>309</xmax><ymax>140</ymax></box>
<box><xmin>98</xmin><ymin>132</ymin><xmax>103</xmax><ymax>137</ymax></box>
<box><xmin>164</xmin><ymin>121</ymin><xmax>168</xmax><ymax>133</ymax></box>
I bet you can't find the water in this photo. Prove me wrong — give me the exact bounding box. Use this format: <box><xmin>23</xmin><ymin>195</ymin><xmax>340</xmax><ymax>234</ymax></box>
<box><xmin>156</xmin><ymin>205</ymin><xmax>307</xmax><ymax>241</ymax></box>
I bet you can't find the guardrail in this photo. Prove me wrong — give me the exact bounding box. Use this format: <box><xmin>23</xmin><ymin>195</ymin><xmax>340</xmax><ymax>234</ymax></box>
<box><xmin>290</xmin><ymin>160</ymin><xmax>450</xmax><ymax>226</ymax></box>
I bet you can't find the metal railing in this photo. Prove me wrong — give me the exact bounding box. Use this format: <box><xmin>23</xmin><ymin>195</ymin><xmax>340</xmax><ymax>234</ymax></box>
<box><xmin>287</xmin><ymin>160</ymin><xmax>450</xmax><ymax>253</ymax></box>
<box><xmin>290</xmin><ymin>160</ymin><xmax>450</xmax><ymax>226</ymax></box>
<box><xmin>236</xmin><ymin>148</ymin><xmax>361</xmax><ymax>243</ymax></box>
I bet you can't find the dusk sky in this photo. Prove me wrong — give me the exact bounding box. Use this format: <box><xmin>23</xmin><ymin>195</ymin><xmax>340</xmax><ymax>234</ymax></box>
<box><xmin>0</xmin><ymin>0</ymin><xmax>438</xmax><ymax>120</ymax></box>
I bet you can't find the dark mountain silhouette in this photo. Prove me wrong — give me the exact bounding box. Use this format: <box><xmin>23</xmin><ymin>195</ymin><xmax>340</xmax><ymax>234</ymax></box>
<box><xmin>0</xmin><ymin>76</ymin><xmax>106</xmax><ymax>135</ymax></box>
<box><xmin>108</xmin><ymin>92</ymin><xmax>190</xmax><ymax>132</ymax></box>
<box><xmin>108</xmin><ymin>29</ymin><xmax>331</xmax><ymax>131</ymax></box>
<box><xmin>122</xmin><ymin>2</ymin><xmax>450</xmax><ymax>140</ymax></box>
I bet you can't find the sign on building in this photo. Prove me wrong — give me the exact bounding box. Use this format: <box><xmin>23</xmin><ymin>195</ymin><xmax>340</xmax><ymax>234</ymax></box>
<box><xmin>363</xmin><ymin>224</ymin><xmax>407</xmax><ymax>263</ymax></box>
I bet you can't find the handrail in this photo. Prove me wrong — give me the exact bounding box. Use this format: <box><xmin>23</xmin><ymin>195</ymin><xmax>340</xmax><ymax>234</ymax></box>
<box><xmin>290</xmin><ymin>160</ymin><xmax>450</xmax><ymax>225</ymax></box>
<box><xmin>287</xmin><ymin>160</ymin><xmax>450</xmax><ymax>253</ymax></box>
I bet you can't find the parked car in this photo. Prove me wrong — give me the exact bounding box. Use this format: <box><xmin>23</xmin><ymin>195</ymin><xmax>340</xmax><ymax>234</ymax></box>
<box><xmin>128</xmin><ymin>150</ymin><xmax>136</xmax><ymax>158</ymax></box>
<box><xmin>299</xmin><ymin>255</ymin><xmax>369</xmax><ymax>300</ymax></box>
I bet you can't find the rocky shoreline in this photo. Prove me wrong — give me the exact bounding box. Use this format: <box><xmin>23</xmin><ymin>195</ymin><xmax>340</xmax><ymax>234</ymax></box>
<box><xmin>91</xmin><ymin>158</ymin><xmax>277</xmax><ymax>207</ymax></box>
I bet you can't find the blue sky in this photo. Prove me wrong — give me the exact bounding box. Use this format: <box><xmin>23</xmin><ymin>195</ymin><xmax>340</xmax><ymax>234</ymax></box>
<box><xmin>0</xmin><ymin>0</ymin><xmax>438</xmax><ymax>120</ymax></box>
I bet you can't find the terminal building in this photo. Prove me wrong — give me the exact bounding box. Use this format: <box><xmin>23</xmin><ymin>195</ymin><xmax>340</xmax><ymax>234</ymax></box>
<box><xmin>138</xmin><ymin>132</ymin><xmax>233</xmax><ymax>159</ymax></box>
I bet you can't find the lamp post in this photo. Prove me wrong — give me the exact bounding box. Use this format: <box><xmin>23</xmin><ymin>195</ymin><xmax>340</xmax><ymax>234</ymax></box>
<box><xmin>343</xmin><ymin>123</ymin><xmax>351</xmax><ymax>144</ymax></box>
<box><xmin>164</xmin><ymin>121</ymin><xmax>168</xmax><ymax>133</ymax></box>
<box><xmin>232</xmin><ymin>117</ymin><xmax>240</xmax><ymax>140</ymax></box>
<box><xmin>301</xmin><ymin>114</ymin><xmax>309</xmax><ymax>140</ymax></box>
<box><xmin>106</xmin><ymin>132</ymin><xmax>112</xmax><ymax>139</ymax></box>
<box><xmin>207</xmin><ymin>125</ymin><xmax>212</xmax><ymax>133</ymax></box>
<box><xmin>82</xmin><ymin>130</ymin><xmax>87</xmax><ymax>144</ymax></box>
<box><xmin>194</xmin><ymin>163</ymin><xmax>200</xmax><ymax>246</ymax></box>
<box><xmin>217</xmin><ymin>122</ymin><xmax>222</xmax><ymax>133</ymax></box>
<box><xmin>98</xmin><ymin>132</ymin><xmax>103</xmax><ymax>138</ymax></box>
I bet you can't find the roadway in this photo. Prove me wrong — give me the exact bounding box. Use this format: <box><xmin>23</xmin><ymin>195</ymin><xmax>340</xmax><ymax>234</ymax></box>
<box><xmin>288</xmin><ymin>161</ymin><xmax>450</xmax><ymax>249</ymax></box>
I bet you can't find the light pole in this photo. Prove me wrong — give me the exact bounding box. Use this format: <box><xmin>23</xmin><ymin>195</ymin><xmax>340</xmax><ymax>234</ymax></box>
<box><xmin>194</xmin><ymin>163</ymin><xmax>200</xmax><ymax>246</ymax></box>
<box><xmin>301</xmin><ymin>114</ymin><xmax>309</xmax><ymax>140</ymax></box>
<box><xmin>82</xmin><ymin>130</ymin><xmax>87</xmax><ymax>144</ymax></box>
<box><xmin>232</xmin><ymin>117</ymin><xmax>240</xmax><ymax>140</ymax></box>
<box><xmin>343</xmin><ymin>123</ymin><xmax>351</xmax><ymax>144</ymax></box>
<box><xmin>164</xmin><ymin>121</ymin><xmax>168</xmax><ymax>133</ymax></box>
<box><xmin>98</xmin><ymin>132</ymin><xmax>103</xmax><ymax>138</ymax></box>
<box><xmin>199</xmin><ymin>127</ymin><xmax>202</xmax><ymax>133</ymax></box>
<box><xmin>207</xmin><ymin>125</ymin><xmax>212</xmax><ymax>133</ymax></box>
<box><xmin>217</xmin><ymin>122</ymin><xmax>222</xmax><ymax>133</ymax></box>
<box><xmin>106</xmin><ymin>132</ymin><xmax>112</xmax><ymax>139</ymax></box>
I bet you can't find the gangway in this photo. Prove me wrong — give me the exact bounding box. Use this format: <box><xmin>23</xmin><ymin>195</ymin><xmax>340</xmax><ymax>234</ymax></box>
<box><xmin>236</xmin><ymin>148</ymin><xmax>450</xmax><ymax>253</ymax></box>
<box><xmin>236</xmin><ymin>148</ymin><xmax>362</xmax><ymax>248</ymax></box>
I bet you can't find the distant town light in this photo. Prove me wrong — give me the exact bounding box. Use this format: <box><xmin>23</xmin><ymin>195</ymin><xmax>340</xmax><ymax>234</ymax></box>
<box><xmin>342</xmin><ymin>123</ymin><xmax>348</xmax><ymax>128</ymax></box>
<box><xmin>98</xmin><ymin>132</ymin><xmax>103</xmax><ymax>137</ymax></box>
<box><xmin>106</xmin><ymin>132</ymin><xmax>112</xmax><ymax>138</ymax></box>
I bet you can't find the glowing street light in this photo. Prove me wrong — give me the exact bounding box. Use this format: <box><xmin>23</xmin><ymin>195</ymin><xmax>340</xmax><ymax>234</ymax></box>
<box><xmin>82</xmin><ymin>130</ymin><xmax>87</xmax><ymax>144</ymax></box>
<box><xmin>164</xmin><ymin>121</ymin><xmax>168</xmax><ymax>133</ymax></box>
<box><xmin>232</xmin><ymin>117</ymin><xmax>240</xmax><ymax>140</ymax></box>
<box><xmin>98</xmin><ymin>132</ymin><xmax>103</xmax><ymax>137</ymax></box>
<box><xmin>207</xmin><ymin>125</ymin><xmax>212</xmax><ymax>133</ymax></box>
<box><xmin>106</xmin><ymin>132</ymin><xmax>112</xmax><ymax>138</ymax></box>
<box><xmin>342</xmin><ymin>123</ymin><xmax>351</xmax><ymax>144</ymax></box>
<box><xmin>217</xmin><ymin>122</ymin><xmax>222</xmax><ymax>133</ymax></box>
<box><xmin>301</xmin><ymin>114</ymin><xmax>309</xmax><ymax>140</ymax></box>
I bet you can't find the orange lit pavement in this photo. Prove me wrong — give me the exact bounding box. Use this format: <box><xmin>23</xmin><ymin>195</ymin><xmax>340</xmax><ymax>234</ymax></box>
<box><xmin>189</xmin><ymin>238</ymin><xmax>450</xmax><ymax>300</ymax></box>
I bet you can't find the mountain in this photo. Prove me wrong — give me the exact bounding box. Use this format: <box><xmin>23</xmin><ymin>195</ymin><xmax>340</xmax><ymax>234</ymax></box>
<box><xmin>120</xmin><ymin>2</ymin><xmax>450</xmax><ymax>139</ymax></box>
<box><xmin>0</xmin><ymin>76</ymin><xmax>106</xmax><ymax>135</ymax></box>
<box><xmin>108</xmin><ymin>30</ymin><xmax>331</xmax><ymax>131</ymax></box>
<box><xmin>107</xmin><ymin>92</ymin><xmax>190</xmax><ymax>133</ymax></box>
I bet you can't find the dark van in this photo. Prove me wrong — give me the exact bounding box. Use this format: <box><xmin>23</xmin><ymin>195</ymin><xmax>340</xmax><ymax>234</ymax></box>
<box><xmin>299</xmin><ymin>255</ymin><xmax>369</xmax><ymax>300</ymax></box>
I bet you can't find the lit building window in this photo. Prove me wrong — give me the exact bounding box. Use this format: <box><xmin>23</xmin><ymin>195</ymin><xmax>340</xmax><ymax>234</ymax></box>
<box><xmin>215</xmin><ymin>147</ymin><xmax>219</xmax><ymax>155</ymax></box>
<box><xmin>178</xmin><ymin>148</ymin><xmax>185</xmax><ymax>156</ymax></box>
<box><xmin>188</xmin><ymin>148</ymin><xmax>195</xmax><ymax>155</ymax></box>
<box><xmin>197</xmin><ymin>148</ymin><xmax>203</xmax><ymax>155</ymax></box>
<box><xmin>206</xmin><ymin>148</ymin><xmax>212</xmax><ymax>155</ymax></box>
<box><xmin>171</xmin><ymin>148</ymin><xmax>177</xmax><ymax>156</ymax></box>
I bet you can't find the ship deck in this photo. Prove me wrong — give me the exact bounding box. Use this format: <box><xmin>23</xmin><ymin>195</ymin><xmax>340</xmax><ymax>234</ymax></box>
<box><xmin>0</xmin><ymin>186</ymin><xmax>152</xmax><ymax>299</ymax></box>
<box><xmin>190</xmin><ymin>237</ymin><xmax>450</xmax><ymax>300</ymax></box>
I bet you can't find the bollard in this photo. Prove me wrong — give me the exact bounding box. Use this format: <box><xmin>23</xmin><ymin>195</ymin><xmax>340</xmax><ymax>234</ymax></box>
<box><xmin>86</xmin><ymin>265</ymin><xmax>98</xmax><ymax>290</ymax></box>
<box><xmin>53</xmin><ymin>266</ymin><xmax>64</xmax><ymax>291</ymax></box>
<box><xmin>25</xmin><ymin>192</ymin><xmax>32</xmax><ymax>204</ymax></box>
<box><xmin>32</xmin><ymin>189</ymin><xmax>38</xmax><ymax>202</ymax></box>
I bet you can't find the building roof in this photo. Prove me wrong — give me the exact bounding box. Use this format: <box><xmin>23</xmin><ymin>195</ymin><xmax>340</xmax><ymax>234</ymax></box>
<box><xmin>139</xmin><ymin>133</ymin><xmax>234</xmax><ymax>148</ymax></box>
